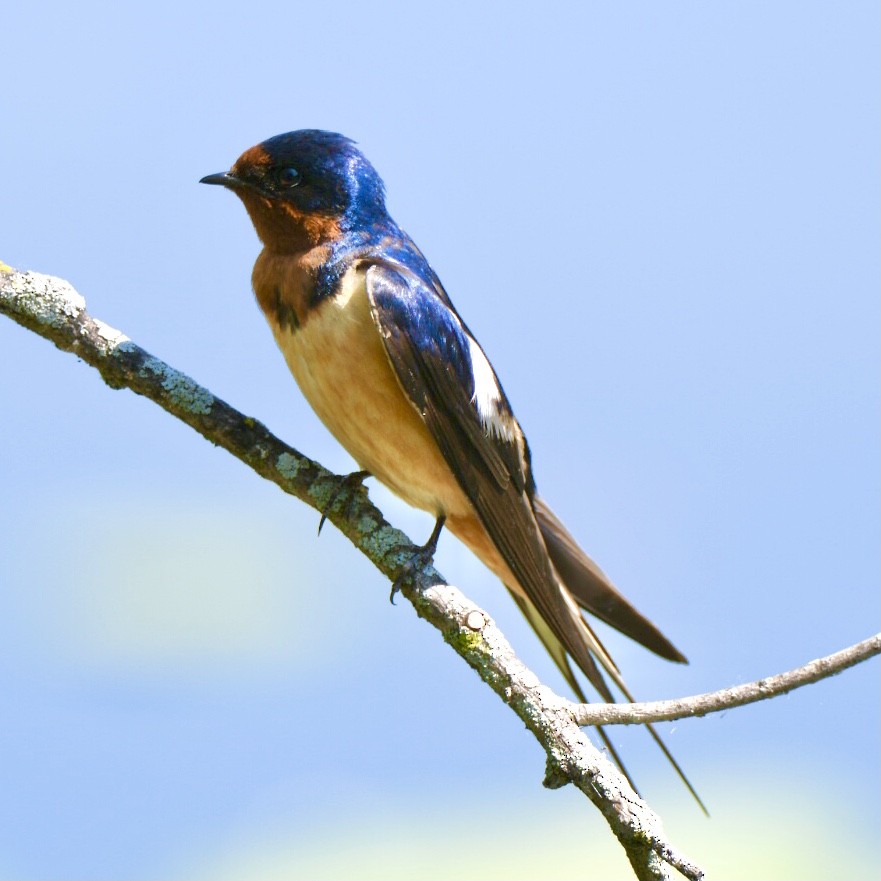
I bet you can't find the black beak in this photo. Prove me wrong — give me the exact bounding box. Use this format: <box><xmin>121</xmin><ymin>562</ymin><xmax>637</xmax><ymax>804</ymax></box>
<box><xmin>199</xmin><ymin>171</ymin><xmax>242</xmax><ymax>188</ymax></box>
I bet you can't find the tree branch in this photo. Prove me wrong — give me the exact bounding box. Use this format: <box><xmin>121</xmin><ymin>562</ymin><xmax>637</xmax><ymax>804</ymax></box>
<box><xmin>572</xmin><ymin>633</ymin><xmax>881</xmax><ymax>726</ymax></box>
<box><xmin>3</xmin><ymin>263</ymin><xmax>873</xmax><ymax>879</ymax></box>
<box><xmin>2</xmin><ymin>262</ymin><xmax>705</xmax><ymax>880</ymax></box>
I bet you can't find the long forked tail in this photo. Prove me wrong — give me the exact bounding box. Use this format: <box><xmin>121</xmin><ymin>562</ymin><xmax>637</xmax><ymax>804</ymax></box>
<box><xmin>533</xmin><ymin>496</ymin><xmax>687</xmax><ymax>663</ymax></box>
<box><xmin>522</xmin><ymin>497</ymin><xmax>708</xmax><ymax>814</ymax></box>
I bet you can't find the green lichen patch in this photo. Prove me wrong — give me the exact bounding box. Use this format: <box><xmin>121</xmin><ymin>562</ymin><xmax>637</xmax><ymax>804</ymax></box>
<box><xmin>2</xmin><ymin>270</ymin><xmax>85</xmax><ymax>329</ymax></box>
<box><xmin>276</xmin><ymin>451</ymin><xmax>305</xmax><ymax>481</ymax></box>
<box><xmin>449</xmin><ymin>627</ymin><xmax>485</xmax><ymax>655</ymax></box>
<box><xmin>133</xmin><ymin>354</ymin><xmax>213</xmax><ymax>414</ymax></box>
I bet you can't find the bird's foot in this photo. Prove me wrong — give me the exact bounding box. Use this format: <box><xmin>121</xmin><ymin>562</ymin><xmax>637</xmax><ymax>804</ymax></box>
<box><xmin>389</xmin><ymin>516</ymin><xmax>446</xmax><ymax>603</ymax></box>
<box><xmin>317</xmin><ymin>470</ymin><xmax>371</xmax><ymax>535</ymax></box>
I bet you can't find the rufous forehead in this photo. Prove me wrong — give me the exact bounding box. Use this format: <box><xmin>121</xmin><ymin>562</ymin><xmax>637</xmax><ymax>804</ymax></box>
<box><xmin>232</xmin><ymin>144</ymin><xmax>272</xmax><ymax>173</ymax></box>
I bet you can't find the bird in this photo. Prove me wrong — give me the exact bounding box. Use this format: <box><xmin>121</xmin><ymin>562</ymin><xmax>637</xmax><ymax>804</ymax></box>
<box><xmin>201</xmin><ymin>129</ymin><xmax>704</xmax><ymax>810</ymax></box>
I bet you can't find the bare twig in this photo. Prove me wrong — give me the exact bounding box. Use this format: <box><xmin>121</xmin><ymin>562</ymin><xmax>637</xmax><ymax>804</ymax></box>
<box><xmin>2</xmin><ymin>263</ymin><xmax>874</xmax><ymax>879</ymax></box>
<box><xmin>572</xmin><ymin>633</ymin><xmax>881</xmax><ymax>726</ymax></box>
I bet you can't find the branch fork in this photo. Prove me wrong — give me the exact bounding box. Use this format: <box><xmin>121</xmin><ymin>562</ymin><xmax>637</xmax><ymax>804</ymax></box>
<box><xmin>4</xmin><ymin>264</ymin><xmax>879</xmax><ymax>880</ymax></box>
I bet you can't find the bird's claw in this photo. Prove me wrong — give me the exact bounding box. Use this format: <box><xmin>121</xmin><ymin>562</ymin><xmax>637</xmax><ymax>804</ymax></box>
<box><xmin>389</xmin><ymin>516</ymin><xmax>446</xmax><ymax>604</ymax></box>
<box><xmin>317</xmin><ymin>470</ymin><xmax>371</xmax><ymax>535</ymax></box>
<box><xmin>389</xmin><ymin>545</ymin><xmax>435</xmax><ymax>603</ymax></box>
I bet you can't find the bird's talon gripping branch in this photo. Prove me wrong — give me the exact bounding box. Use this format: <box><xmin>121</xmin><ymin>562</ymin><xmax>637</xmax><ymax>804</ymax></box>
<box><xmin>317</xmin><ymin>469</ymin><xmax>371</xmax><ymax>535</ymax></box>
<box><xmin>389</xmin><ymin>515</ymin><xmax>446</xmax><ymax>603</ymax></box>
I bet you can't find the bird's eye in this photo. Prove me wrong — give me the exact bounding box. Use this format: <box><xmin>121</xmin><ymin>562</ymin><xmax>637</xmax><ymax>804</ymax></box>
<box><xmin>277</xmin><ymin>167</ymin><xmax>301</xmax><ymax>188</ymax></box>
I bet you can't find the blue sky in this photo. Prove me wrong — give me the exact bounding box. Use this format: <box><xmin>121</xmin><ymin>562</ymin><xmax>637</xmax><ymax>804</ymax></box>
<box><xmin>1</xmin><ymin>3</ymin><xmax>878</xmax><ymax>879</ymax></box>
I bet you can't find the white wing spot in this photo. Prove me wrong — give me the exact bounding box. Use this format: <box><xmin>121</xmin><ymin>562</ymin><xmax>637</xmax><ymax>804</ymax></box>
<box><xmin>468</xmin><ymin>336</ymin><xmax>514</xmax><ymax>440</ymax></box>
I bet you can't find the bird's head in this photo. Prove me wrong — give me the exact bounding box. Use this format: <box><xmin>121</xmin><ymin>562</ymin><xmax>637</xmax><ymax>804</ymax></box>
<box><xmin>201</xmin><ymin>130</ymin><xmax>388</xmax><ymax>252</ymax></box>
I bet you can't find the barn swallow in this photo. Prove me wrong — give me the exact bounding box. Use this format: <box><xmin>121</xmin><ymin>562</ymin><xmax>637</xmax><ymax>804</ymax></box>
<box><xmin>201</xmin><ymin>130</ymin><xmax>704</xmax><ymax>809</ymax></box>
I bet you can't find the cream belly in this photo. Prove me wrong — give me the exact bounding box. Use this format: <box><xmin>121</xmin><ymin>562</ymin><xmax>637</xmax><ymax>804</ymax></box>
<box><xmin>267</xmin><ymin>266</ymin><xmax>472</xmax><ymax>519</ymax></box>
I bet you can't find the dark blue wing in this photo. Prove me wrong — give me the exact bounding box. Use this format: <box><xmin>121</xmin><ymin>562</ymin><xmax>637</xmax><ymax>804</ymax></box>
<box><xmin>364</xmin><ymin>259</ymin><xmax>613</xmax><ymax>697</ymax></box>
<box><xmin>366</xmin><ymin>261</ymin><xmax>525</xmax><ymax>493</ymax></box>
